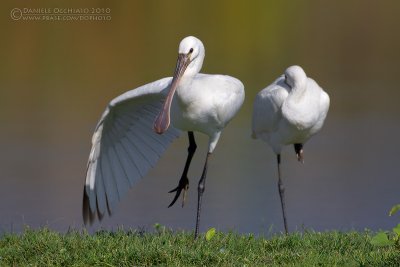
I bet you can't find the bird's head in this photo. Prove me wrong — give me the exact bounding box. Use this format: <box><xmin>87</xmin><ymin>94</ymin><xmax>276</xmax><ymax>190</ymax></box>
<box><xmin>154</xmin><ymin>36</ymin><xmax>205</xmax><ymax>134</ymax></box>
<box><xmin>178</xmin><ymin>36</ymin><xmax>205</xmax><ymax>76</ymax></box>
<box><xmin>284</xmin><ymin>65</ymin><xmax>307</xmax><ymax>89</ymax></box>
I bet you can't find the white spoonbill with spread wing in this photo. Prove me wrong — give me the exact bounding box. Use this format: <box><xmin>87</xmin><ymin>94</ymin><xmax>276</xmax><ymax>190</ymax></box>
<box><xmin>83</xmin><ymin>36</ymin><xmax>245</xmax><ymax>238</ymax></box>
<box><xmin>252</xmin><ymin>65</ymin><xmax>329</xmax><ymax>234</ymax></box>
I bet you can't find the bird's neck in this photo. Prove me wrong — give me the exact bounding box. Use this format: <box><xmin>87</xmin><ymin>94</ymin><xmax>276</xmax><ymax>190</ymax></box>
<box><xmin>282</xmin><ymin>78</ymin><xmax>318</xmax><ymax>129</ymax></box>
<box><xmin>174</xmin><ymin>74</ymin><xmax>198</xmax><ymax>108</ymax></box>
<box><xmin>179</xmin><ymin>73</ymin><xmax>196</xmax><ymax>86</ymax></box>
<box><xmin>288</xmin><ymin>80</ymin><xmax>307</xmax><ymax>102</ymax></box>
<box><xmin>175</xmin><ymin>58</ymin><xmax>202</xmax><ymax>103</ymax></box>
<box><xmin>185</xmin><ymin>56</ymin><xmax>204</xmax><ymax>77</ymax></box>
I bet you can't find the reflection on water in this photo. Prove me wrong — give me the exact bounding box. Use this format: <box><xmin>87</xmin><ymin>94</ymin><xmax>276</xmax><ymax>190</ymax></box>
<box><xmin>1</xmin><ymin>1</ymin><xmax>400</xmax><ymax>234</ymax></box>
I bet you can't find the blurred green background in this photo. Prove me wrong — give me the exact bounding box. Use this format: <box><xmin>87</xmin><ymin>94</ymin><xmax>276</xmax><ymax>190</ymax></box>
<box><xmin>1</xmin><ymin>0</ymin><xmax>399</xmax><ymax>234</ymax></box>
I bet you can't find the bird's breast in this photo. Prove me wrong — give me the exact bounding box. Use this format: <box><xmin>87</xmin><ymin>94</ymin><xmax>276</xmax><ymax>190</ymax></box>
<box><xmin>170</xmin><ymin>93</ymin><xmax>217</xmax><ymax>135</ymax></box>
<box><xmin>169</xmin><ymin>74</ymin><xmax>244</xmax><ymax>135</ymax></box>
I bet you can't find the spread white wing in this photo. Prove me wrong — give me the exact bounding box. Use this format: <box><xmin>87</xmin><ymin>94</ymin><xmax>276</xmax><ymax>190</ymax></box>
<box><xmin>83</xmin><ymin>77</ymin><xmax>181</xmax><ymax>224</ymax></box>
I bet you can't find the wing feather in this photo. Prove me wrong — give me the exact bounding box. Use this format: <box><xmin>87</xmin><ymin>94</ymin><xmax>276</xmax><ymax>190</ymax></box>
<box><xmin>95</xmin><ymin>161</ymin><xmax>107</xmax><ymax>216</ymax></box>
<box><xmin>134</xmin><ymin>121</ymin><xmax>167</xmax><ymax>153</ymax></box>
<box><xmin>107</xmin><ymin>137</ymin><xmax>131</xmax><ymax>199</ymax></box>
<box><xmin>83</xmin><ymin>77</ymin><xmax>182</xmax><ymax>224</ymax></box>
<box><xmin>129</xmin><ymin>130</ymin><xmax>160</xmax><ymax>165</ymax></box>
<box><xmin>115</xmin><ymin>138</ymin><xmax>140</xmax><ymax>186</ymax></box>
<box><xmin>100</xmin><ymin>142</ymin><xmax>119</xmax><ymax>210</ymax></box>
<box><xmin>252</xmin><ymin>75</ymin><xmax>289</xmax><ymax>138</ymax></box>
<box><xmin>121</xmin><ymin>134</ymin><xmax>149</xmax><ymax>177</ymax></box>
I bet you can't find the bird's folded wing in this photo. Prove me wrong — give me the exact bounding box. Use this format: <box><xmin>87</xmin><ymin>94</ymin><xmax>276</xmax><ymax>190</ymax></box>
<box><xmin>83</xmin><ymin>77</ymin><xmax>181</xmax><ymax>224</ymax></box>
<box><xmin>252</xmin><ymin>76</ymin><xmax>289</xmax><ymax>136</ymax></box>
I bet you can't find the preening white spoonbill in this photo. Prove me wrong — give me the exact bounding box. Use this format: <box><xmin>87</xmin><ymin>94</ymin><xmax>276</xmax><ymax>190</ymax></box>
<box><xmin>252</xmin><ymin>65</ymin><xmax>330</xmax><ymax>234</ymax></box>
<box><xmin>83</xmin><ymin>36</ymin><xmax>245</xmax><ymax>239</ymax></box>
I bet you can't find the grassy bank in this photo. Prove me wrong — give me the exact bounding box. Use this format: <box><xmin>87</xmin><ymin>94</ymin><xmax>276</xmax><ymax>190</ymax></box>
<box><xmin>1</xmin><ymin>228</ymin><xmax>399</xmax><ymax>266</ymax></box>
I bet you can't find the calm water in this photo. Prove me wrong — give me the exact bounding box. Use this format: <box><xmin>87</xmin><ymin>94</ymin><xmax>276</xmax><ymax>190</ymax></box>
<box><xmin>1</xmin><ymin>113</ymin><xmax>399</xmax><ymax>234</ymax></box>
<box><xmin>1</xmin><ymin>1</ymin><xmax>400</xmax><ymax>235</ymax></box>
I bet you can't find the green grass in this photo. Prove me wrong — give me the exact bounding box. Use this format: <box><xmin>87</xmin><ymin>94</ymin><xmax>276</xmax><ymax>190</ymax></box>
<box><xmin>1</xmin><ymin>227</ymin><xmax>399</xmax><ymax>266</ymax></box>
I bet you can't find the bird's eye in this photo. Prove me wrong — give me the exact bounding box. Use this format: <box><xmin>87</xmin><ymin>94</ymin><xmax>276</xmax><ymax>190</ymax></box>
<box><xmin>189</xmin><ymin>48</ymin><xmax>194</xmax><ymax>53</ymax></box>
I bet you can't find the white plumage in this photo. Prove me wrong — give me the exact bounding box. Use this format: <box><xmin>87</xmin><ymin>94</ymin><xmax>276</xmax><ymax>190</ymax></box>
<box><xmin>83</xmin><ymin>36</ymin><xmax>244</xmax><ymax>238</ymax></box>
<box><xmin>84</xmin><ymin>78</ymin><xmax>180</xmax><ymax>220</ymax></box>
<box><xmin>252</xmin><ymin>65</ymin><xmax>329</xmax><ymax>153</ymax></box>
<box><xmin>252</xmin><ymin>65</ymin><xmax>330</xmax><ymax>233</ymax></box>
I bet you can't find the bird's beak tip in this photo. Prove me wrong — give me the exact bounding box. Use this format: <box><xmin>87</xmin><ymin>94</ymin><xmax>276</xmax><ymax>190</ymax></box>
<box><xmin>153</xmin><ymin>127</ymin><xmax>165</xmax><ymax>135</ymax></box>
<box><xmin>153</xmin><ymin>122</ymin><xmax>167</xmax><ymax>135</ymax></box>
<box><xmin>153</xmin><ymin>112</ymin><xmax>170</xmax><ymax>134</ymax></box>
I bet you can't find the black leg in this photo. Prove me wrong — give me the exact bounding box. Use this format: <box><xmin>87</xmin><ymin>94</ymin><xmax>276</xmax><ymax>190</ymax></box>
<box><xmin>294</xmin><ymin>143</ymin><xmax>304</xmax><ymax>163</ymax></box>
<box><xmin>168</xmin><ymin>131</ymin><xmax>197</xmax><ymax>208</ymax></box>
<box><xmin>194</xmin><ymin>152</ymin><xmax>211</xmax><ymax>239</ymax></box>
<box><xmin>277</xmin><ymin>154</ymin><xmax>289</xmax><ymax>234</ymax></box>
